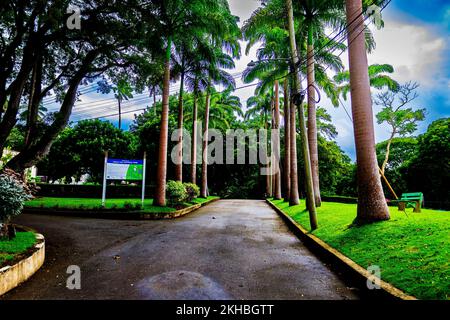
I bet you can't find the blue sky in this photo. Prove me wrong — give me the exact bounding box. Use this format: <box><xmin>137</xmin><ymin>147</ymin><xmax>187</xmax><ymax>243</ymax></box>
<box><xmin>46</xmin><ymin>0</ymin><xmax>449</xmax><ymax>161</ymax></box>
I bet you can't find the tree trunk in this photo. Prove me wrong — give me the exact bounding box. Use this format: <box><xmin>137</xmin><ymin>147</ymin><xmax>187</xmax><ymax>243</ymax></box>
<box><xmin>0</xmin><ymin>41</ymin><xmax>35</xmax><ymax>151</ymax></box>
<box><xmin>25</xmin><ymin>54</ymin><xmax>42</xmax><ymax>147</ymax></box>
<box><xmin>346</xmin><ymin>0</ymin><xmax>390</xmax><ymax>222</ymax></box>
<box><xmin>307</xmin><ymin>28</ymin><xmax>321</xmax><ymax>207</ymax></box>
<box><xmin>283</xmin><ymin>79</ymin><xmax>291</xmax><ymax>201</ymax></box>
<box><xmin>154</xmin><ymin>38</ymin><xmax>172</xmax><ymax>207</ymax></box>
<box><xmin>175</xmin><ymin>69</ymin><xmax>185</xmax><ymax>182</ymax></box>
<box><xmin>264</xmin><ymin>114</ymin><xmax>271</xmax><ymax>197</ymax></box>
<box><xmin>6</xmin><ymin>51</ymin><xmax>99</xmax><ymax>171</ymax></box>
<box><xmin>273</xmin><ymin>81</ymin><xmax>282</xmax><ymax>199</ymax></box>
<box><xmin>381</xmin><ymin>130</ymin><xmax>396</xmax><ymax>175</ymax></box>
<box><xmin>288</xmin><ymin>98</ymin><xmax>299</xmax><ymax>205</ymax></box>
<box><xmin>286</xmin><ymin>0</ymin><xmax>317</xmax><ymax>229</ymax></box>
<box><xmin>118</xmin><ymin>98</ymin><xmax>122</xmax><ymax>129</ymax></box>
<box><xmin>191</xmin><ymin>95</ymin><xmax>198</xmax><ymax>184</ymax></box>
<box><xmin>201</xmin><ymin>89</ymin><xmax>211</xmax><ymax>198</ymax></box>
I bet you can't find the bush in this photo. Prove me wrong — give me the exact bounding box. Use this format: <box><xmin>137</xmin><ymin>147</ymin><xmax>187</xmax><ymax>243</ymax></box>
<box><xmin>183</xmin><ymin>183</ymin><xmax>200</xmax><ymax>202</ymax></box>
<box><xmin>0</xmin><ymin>174</ymin><xmax>31</xmax><ymax>223</ymax></box>
<box><xmin>0</xmin><ymin>174</ymin><xmax>31</xmax><ymax>239</ymax></box>
<box><xmin>166</xmin><ymin>180</ymin><xmax>187</xmax><ymax>206</ymax></box>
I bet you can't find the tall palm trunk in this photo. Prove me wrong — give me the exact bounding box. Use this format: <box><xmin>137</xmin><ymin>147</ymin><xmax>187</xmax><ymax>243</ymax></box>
<box><xmin>307</xmin><ymin>27</ymin><xmax>321</xmax><ymax>207</ymax></box>
<box><xmin>264</xmin><ymin>112</ymin><xmax>271</xmax><ymax>197</ymax></box>
<box><xmin>345</xmin><ymin>0</ymin><xmax>390</xmax><ymax>222</ymax></box>
<box><xmin>118</xmin><ymin>98</ymin><xmax>122</xmax><ymax>130</ymax></box>
<box><xmin>191</xmin><ymin>94</ymin><xmax>198</xmax><ymax>184</ymax></box>
<box><xmin>286</xmin><ymin>0</ymin><xmax>317</xmax><ymax>229</ymax></box>
<box><xmin>283</xmin><ymin>79</ymin><xmax>291</xmax><ymax>201</ymax></box>
<box><xmin>273</xmin><ymin>80</ymin><xmax>282</xmax><ymax>199</ymax></box>
<box><xmin>289</xmin><ymin>98</ymin><xmax>299</xmax><ymax>205</ymax></box>
<box><xmin>154</xmin><ymin>37</ymin><xmax>172</xmax><ymax>206</ymax></box>
<box><xmin>201</xmin><ymin>89</ymin><xmax>211</xmax><ymax>197</ymax></box>
<box><xmin>175</xmin><ymin>68</ymin><xmax>185</xmax><ymax>182</ymax></box>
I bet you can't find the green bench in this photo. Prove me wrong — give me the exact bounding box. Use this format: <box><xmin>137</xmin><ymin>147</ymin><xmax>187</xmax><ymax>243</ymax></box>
<box><xmin>396</xmin><ymin>192</ymin><xmax>424</xmax><ymax>213</ymax></box>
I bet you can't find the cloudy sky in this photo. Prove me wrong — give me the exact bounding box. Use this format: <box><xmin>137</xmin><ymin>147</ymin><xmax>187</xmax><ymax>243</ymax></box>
<box><xmin>46</xmin><ymin>0</ymin><xmax>449</xmax><ymax>160</ymax></box>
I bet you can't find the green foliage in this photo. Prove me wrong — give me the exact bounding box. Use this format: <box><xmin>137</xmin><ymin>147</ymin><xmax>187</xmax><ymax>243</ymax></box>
<box><xmin>0</xmin><ymin>175</ymin><xmax>31</xmax><ymax>222</ymax></box>
<box><xmin>335</xmin><ymin>64</ymin><xmax>399</xmax><ymax>101</ymax></box>
<box><xmin>39</xmin><ymin>120</ymin><xmax>136</xmax><ymax>183</ymax></box>
<box><xmin>184</xmin><ymin>183</ymin><xmax>200</xmax><ymax>202</ymax></box>
<box><xmin>270</xmin><ymin>199</ymin><xmax>450</xmax><ymax>300</ymax></box>
<box><xmin>403</xmin><ymin>118</ymin><xmax>450</xmax><ymax>204</ymax></box>
<box><xmin>166</xmin><ymin>180</ymin><xmax>188</xmax><ymax>206</ymax></box>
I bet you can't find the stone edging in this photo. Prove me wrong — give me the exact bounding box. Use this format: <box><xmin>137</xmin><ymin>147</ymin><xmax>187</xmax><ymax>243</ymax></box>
<box><xmin>0</xmin><ymin>225</ymin><xmax>45</xmax><ymax>296</ymax></box>
<box><xmin>23</xmin><ymin>197</ymin><xmax>220</xmax><ymax>220</ymax></box>
<box><xmin>266</xmin><ymin>199</ymin><xmax>417</xmax><ymax>300</ymax></box>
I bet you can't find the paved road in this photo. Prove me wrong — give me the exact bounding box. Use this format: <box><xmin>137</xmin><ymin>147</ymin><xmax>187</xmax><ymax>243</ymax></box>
<box><xmin>3</xmin><ymin>200</ymin><xmax>358</xmax><ymax>300</ymax></box>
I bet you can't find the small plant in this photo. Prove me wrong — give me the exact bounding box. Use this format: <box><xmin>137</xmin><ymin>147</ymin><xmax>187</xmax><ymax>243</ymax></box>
<box><xmin>0</xmin><ymin>174</ymin><xmax>32</xmax><ymax>240</ymax></box>
<box><xmin>166</xmin><ymin>180</ymin><xmax>187</xmax><ymax>206</ymax></box>
<box><xmin>183</xmin><ymin>183</ymin><xmax>200</xmax><ymax>202</ymax></box>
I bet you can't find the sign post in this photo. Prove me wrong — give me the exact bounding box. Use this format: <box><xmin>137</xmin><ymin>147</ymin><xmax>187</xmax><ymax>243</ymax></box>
<box><xmin>101</xmin><ymin>151</ymin><xmax>108</xmax><ymax>207</ymax></box>
<box><xmin>141</xmin><ymin>152</ymin><xmax>147</xmax><ymax>208</ymax></box>
<box><xmin>101</xmin><ymin>152</ymin><xmax>146</xmax><ymax>208</ymax></box>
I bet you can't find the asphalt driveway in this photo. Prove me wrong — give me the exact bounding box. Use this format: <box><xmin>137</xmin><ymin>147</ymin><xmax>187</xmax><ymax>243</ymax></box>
<box><xmin>3</xmin><ymin>200</ymin><xmax>359</xmax><ymax>300</ymax></box>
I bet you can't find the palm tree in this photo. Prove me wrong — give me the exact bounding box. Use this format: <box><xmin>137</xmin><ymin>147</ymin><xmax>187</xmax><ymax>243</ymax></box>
<box><xmin>285</xmin><ymin>0</ymin><xmax>317</xmax><ymax>229</ymax></box>
<box><xmin>334</xmin><ymin>63</ymin><xmax>400</xmax><ymax>102</ymax></box>
<box><xmin>151</xmin><ymin>0</ymin><xmax>232</xmax><ymax>206</ymax></box>
<box><xmin>200</xmin><ymin>85</ymin><xmax>240</xmax><ymax>198</ymax></box>
<box><xmin>113</xmin><ymin>79</ymin><xmax>133</xmax><ymax>130</ymax></box>
<box><xmin>246</xmin><ymin>92</ymin><xmax>274</xmax><ymax>197</ymax></box>
<box><xmin>345</xmin><ymin>0</ymin><xmax>390</xmax><ymax>222</ymax></box>
<box><xmin>295</xmin><ymin>0</ymin><xmax>347</xmax><ymax>207</ymax></box>
<box><xmin>201</xmin><ymin>56</ymin><xmax>236</xmax><ymax>198</ymax></box>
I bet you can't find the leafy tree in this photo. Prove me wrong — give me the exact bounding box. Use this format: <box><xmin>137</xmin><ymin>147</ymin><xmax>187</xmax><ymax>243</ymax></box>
<box><xmin>1</xmin><ymin>0</ymin><xmax>158</xmax><ymax>172</ymax></box>
<box><xmin>40</xmin><ymin>120</ymin><xmax>135</xmax><ymax>183</ymax></box>
<box><xmin>375</xmin><ymin>82</ymin><xmax>426</xmax><ymax>174</ymax></box>
<box><xmin>404</xmin><ymin>118</ymin><xmax>450</xmax><ymax>205</ymax></box>
<box><xmin>376</xmin><ymin>137</ymin><xmax>418</xmax><ymax>197</ymax></box>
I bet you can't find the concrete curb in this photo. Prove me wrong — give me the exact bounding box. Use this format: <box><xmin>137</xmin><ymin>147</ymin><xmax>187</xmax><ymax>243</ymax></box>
<box><xmin>0</xmin><ymin>225</ymin><xmax>45</xmax><ymax>296</ymax></box>
<box><xmin>23</xmin><ymin>197</ymin><xmax>220</xmax><ymax>220</ymax></box>
<box><xmin>266</xmin><ymin>199</ymin><xmax>417</xmax><ymax>300</ymax></box>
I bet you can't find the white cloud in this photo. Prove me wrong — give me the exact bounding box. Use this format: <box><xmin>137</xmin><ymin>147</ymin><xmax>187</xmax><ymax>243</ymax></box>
<box><xmin>368</xmin><ymin>21</ymin><xmax>447</xmax><ymax>87</ymax></box>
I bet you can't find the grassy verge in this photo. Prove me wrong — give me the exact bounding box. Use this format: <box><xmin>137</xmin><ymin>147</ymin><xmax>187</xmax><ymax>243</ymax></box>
<box><xmin>0</xmin><ymin>232</ymin><xmax>37</xmax><ymax>266</ymax></box>
<box><xmin>25</xmin><ymin>196</ymin><xmax>219</xmax><ymax>214</ymax></box>
<box><xmin>269</xmin><ymin>199</ymin><xmax>450</xmax><ymax>300</ymax></box>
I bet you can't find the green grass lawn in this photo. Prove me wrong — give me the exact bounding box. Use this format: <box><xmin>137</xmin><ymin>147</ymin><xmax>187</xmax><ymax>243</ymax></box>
<box><xmin>270</xmin><ymin>199</ymin><xmax>450</xmax><ymax>300</ymax></box>
<box><xmin>0</xmin><ymin>232</ymin><xmax>37</xmax><ymax>266</ymax></box>
<box><xmin>25</xmin><ymin>196</ymin><xmax>219</xmax><ymax>214</ymax></box>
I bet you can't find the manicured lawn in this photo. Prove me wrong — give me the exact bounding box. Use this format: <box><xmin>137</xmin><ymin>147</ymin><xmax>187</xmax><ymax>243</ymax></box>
<box><xmin>25</xmin><ymin>196</ymin><xmax>219</xmax><ymax>213</ymax></box>
<box><xmin>270</xmin><ymin>199</ymin><xmax>450</xmax><ymax>300</ymax></box>
<box><xmin>189</xmin><ymin>196</ymin><xmax>219</xmax><ymax>205</ymax></box>
<box><xmin>0</xmin><ymin>232</ymin><xmax>37</xmax><ymax>266</ymax></box>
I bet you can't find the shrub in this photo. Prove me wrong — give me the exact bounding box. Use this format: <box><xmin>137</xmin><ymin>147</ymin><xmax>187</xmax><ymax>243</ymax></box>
<box><xmin>0</xmin><ymin>174</ymin><xmax>31</xmax><ymax>223</ymax></box>
<box><xmin>183</xmin><ymin>183</ymin><xmax>200</xmax><ymax>202</ymax></box>
<box><xmin>166</xmin><ymin>180</ymin><xmax>187</xmax><ymax>206</ymax></box>
<box><xmin>0</xmin><ymin>174</ymin><xmax>31</xmax><ymax>239</ymax></box>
